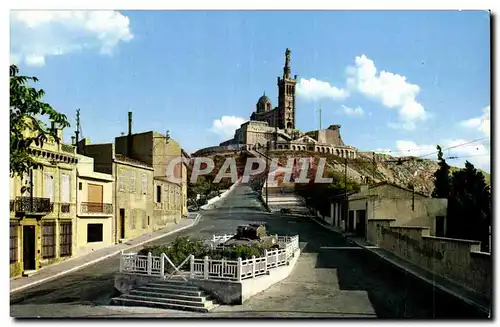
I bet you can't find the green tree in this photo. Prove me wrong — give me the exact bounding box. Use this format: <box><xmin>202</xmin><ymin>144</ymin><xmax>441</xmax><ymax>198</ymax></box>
<box><xmin>10</xmin><ymin>65</ymin><xmax>70</xmax><ymax>184</ymax></box>
<box><xmin>432</xmin><ymin>145</ymin><xmax>451</xmax><ymax>198</ymax></box>
<box><xmin>447</xmin><ymin>161</ymin><xmax>491</xmax><ymax>252</ymax></box>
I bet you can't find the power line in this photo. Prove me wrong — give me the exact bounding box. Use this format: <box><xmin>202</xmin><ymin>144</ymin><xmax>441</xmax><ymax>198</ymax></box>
<box><xmin>416</xmin><ymin>137</ymin><xmax>489</xmax><ymax>159</ymax></box>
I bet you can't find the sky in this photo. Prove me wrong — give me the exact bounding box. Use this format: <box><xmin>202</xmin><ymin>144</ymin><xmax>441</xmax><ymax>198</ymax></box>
<box><xmin>9</xmin><ymin>10</ymin><xmax>491</xmax><ymax>172</ymax></box>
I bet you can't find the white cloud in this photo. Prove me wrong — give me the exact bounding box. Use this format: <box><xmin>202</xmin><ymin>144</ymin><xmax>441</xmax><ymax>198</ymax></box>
<box><xmin>10</xmin><ymin>10</ymin><xmax>133</xmax><ymax>66</ymax></box>
<box><xmin>341</xmin><ymin>105</ymin><xmax>364</xmax><ymax>116</ymax></box>
<box><xmin>210</xmin><ymin>116</ymin><xmax>246</xmax><ymax>138</ymax></box>
<box><xmin>376</xmin><ymin>139</ymin><xmax>490</xmax><ymax>172</ymax></box>
<box><xmin>460</xmin><ymin>105</ymin><xmax>490</xmax><ymax>137</ymax></box>
<box><xmin>346</xmin><ymin>55</ymin><xmax>428</xmax><ymax>130</ymax></box>
<box><xmin>296</xmin><ymin>78</ymin><xmax>349</xmax><ymax>101</ymax></box>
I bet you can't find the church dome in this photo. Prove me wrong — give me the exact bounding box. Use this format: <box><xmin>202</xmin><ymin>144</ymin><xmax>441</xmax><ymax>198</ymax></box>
<box><xmin>258</xmin><ymin>94</ymin><xmax>272</xmax><ymax>105</ymax></box>
<box><xmin>256</xmin><ymin>92</ymin><xmax>272</xmax><ymax>113</ymax></box>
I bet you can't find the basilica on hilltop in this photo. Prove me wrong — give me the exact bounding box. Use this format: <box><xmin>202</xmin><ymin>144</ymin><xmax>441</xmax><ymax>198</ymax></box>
<box><xmin>218</xmin><ymin>48</ymin><xmax>357</xmax><ymax>159</ymax></box>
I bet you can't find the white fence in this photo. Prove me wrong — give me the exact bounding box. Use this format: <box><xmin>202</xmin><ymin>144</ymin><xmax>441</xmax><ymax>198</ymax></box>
<box><xmin>120</xmin><ymin>234</ymin><xmax>299</xmax><ymax>282</ymax></box>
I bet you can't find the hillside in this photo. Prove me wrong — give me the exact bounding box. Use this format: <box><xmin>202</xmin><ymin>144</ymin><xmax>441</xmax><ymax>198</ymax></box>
<box><xmin>265</xmin><ymin>150</ymin><xmax>490</xmax><ymax>196</ymax></box>
<box><xmin>187</xmin><ymin>149</ymin><xmax>490</xmax><ymax>196</ymax></box>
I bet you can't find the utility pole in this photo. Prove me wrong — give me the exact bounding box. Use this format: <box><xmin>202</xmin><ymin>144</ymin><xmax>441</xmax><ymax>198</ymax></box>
<box><xmin>371</xmin><ymin>151</ymin><xmax>376</xmax><ymax>184</ymax></box>
<box><xmin>344</xmin><ymin>158</ymin><xmax>348</xmax><ymax>226</ymax></box>
<box><xmin>318</xmin><ymin>105</ymin><xmax>322</xmax><ymax>130</ymax></box>
<box><xmin>265</xmin><ymin>142</ymin><xmax>269</xmax><ymax>206</ymax></box>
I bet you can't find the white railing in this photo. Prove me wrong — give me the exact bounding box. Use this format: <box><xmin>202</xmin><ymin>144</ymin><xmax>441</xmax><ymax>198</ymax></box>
<box><xmin>120</xmin><ymin>234</ymin><xmax>300</xmax><ymax>282</ymax></box>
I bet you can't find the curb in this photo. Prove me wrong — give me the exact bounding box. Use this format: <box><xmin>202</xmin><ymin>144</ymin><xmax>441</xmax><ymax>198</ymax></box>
<box><xmin>308</xmin><ymin>215</ymin><xmax>490</xmax><ymax>315</ymax></box>
<box><xmin>10</xmin><ymin>214</ymin><xmax>202</xmax><ymax>294</ymax></box>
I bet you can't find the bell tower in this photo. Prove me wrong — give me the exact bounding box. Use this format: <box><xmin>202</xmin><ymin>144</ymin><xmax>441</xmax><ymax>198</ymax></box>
<box><xmin>277</xmin><ymin>48</ymin><xmax>297</xmax><ymax>130</ymax></box>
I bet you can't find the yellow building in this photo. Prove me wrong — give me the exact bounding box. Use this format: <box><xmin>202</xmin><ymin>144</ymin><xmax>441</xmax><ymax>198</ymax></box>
<box><xmin>82</xmin><ymin>142</ymin><xmax>155</xmax><ymax>243</ymax></box>
<box><xmin>10</xmin><ymin>127</ymin><xmax>78</xmax><ymax>278</ymax></box>
<box><xmin>113</xmin><ymin>113</ymin><xmax>188</xmax><ymax>229</ymax></box>
<box><xmin>75</xmin><ymin>155</ymin><xmax>114</xmax><ymax>255</ymax></box>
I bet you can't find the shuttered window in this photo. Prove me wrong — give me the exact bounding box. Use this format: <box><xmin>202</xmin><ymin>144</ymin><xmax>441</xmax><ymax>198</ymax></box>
<box><xmin>130</xmin><ymin>210</ymin><xmax>136</xmax><ymax>229</ymax></box>
<box><xmin>42</xmin><ymin>222</ymin><xmax>56</xmax><ymax>259</ymax></box>
<box><xmin>118</xmin><ymin>169</ymin><xmax>126</xmax><ymax>192</ymax></box>
<box><xmin>130</xmin><ymin>171</ymin><xmax>136</xmax><ymax>193</ymax></box>
<box><xmin>59</xmin><ymin>222</ymin><xmax>72</xmax><ymax>257</ymax></box>
<box><xmin>61</xmin><ymin>174</ymin><xmax>70</xmax><ymax>203</ymax></box>
<box><xmin>44</xmin><ymin>173</ymin><xmax>54</xmax><ymax>202</ymax></box>
<box><xmin>142</xmin><ymin>211</ymin><xmax>148</xmax><ymax>229</ymax></box>
<box><xmin>10</xmin><ymin>224</ymin><xmax>18</xmax><ymax>263</ymax></box>
<box><xmin>141</xmin><ymin>174</ymin><xmax>147</xmax><ymax>194</ymax></box>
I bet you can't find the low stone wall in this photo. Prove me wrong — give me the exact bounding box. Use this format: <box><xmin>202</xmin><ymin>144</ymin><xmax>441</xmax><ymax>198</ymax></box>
<box><xmin>240</xmin><ymin>248</ymin><xmax>301</xmax><ymax>302</ymax></box>
<box><xmin>188</xmin><ymin>279</ymin><xmax>242</xmax><ymax>305</ymax></box>
<box><xmin>115</xmin><ymin>273</ymin><xmax>159</xmax><ymax>294</ymax></box>
<box><xmin>367</xmin><ymin>219</ymin><xmax>492</xmax><ymax>299</ymax></box>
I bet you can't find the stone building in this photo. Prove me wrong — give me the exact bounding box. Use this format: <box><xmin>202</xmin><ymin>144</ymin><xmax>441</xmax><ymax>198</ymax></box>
<box><xmin>75</xmin><ymin>154</ymin><xmax>114</xmax><ymax>255</ymax></box>
<box><xmin>327</xmin><ymin>182</ymin><xmax>448</xmax><ymax>239</ymax></box>
<box><xmin>114</xmin><ymin>112</ymin><xmax>188</xmax><ymax>229</ymax></box>
<box><xmin>82</xmin><ymin>142</ymin><xmax>154</xmax><ymax>243</ymax></box>
<box><xmin>217</xmin><ymin>48</ymin><xmax>357</xmax><ymax>159</ymax></box>
<box><xmin>10</xmin><ymin>126</ymin><xmax>78</xmax><ymax>278</ymax></box>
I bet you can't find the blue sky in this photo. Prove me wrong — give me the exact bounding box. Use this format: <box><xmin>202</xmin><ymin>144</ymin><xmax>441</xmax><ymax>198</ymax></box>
<box><xmin>10</xmin><ymin>10</ymin><xmax>491</xmax><ymax>171</ymax></box>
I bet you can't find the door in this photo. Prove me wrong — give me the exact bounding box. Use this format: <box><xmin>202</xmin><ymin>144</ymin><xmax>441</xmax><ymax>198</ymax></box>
<box><xmin>348</xmin><ymin>210</ymin><xmax>354</xmax><ymax>232</ymax></box>
<box><xmin>23</xmin><ymin>225</ymin><xmax>36</xmax><ymax>271</ymax></box>
<box><xmin>356</xmin><ymin>210</ymin><xmax>367</xmax><ymax>238</ymax></box>
<box><xmin>120</xmin><ymin>208</ymin><xmax>125</xmax><ymax>239</ymax></box>
<box><xmin>87</xmin><ymin>184</ymin><xmax>103</xmax><ymax>212</ymax></box>
<box><xmin>436</xmin><ymin>216</ymin><xmax>445</xmax><ymax>237</ymax></box>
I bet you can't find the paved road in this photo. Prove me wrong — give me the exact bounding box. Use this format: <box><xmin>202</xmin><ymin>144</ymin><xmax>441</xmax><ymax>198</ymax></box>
<box><xmin>11</xmin><ymin>184</ymin><xmax>488</xmax><ymax>318</ymax></box>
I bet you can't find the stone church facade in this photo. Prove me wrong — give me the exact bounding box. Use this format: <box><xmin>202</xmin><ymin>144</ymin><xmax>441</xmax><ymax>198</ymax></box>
<box><xmin>218</xmin><ymin>48</ymin><xmax>357</xmax><ymax>159</ymax></box>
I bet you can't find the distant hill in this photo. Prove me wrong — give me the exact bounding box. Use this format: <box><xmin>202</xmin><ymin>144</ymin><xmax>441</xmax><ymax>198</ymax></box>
<box><xmin>188</xmin><ymin>149</ymin><xmax>490</xmax><ymax>195</ymax></box>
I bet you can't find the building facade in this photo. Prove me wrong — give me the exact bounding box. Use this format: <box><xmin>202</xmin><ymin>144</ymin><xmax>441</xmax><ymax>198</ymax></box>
<box><xmin>10</xmin><ymin>128</ymin><xmax>78</xmax><ymax>278</ymax></box>
<box><xmin>114</xmin><ymin>118</ymin><xmax>188</xmax><ymax>229</ymax></box>
<box><xmin>216</xmin><ymin>48</ymin><xmax>357</xmax><ymax>159</ymax></box>
<box><xmin>344</xmin><ymin>182</ymin><xmax>448</xmax><ymax>238</ymax></box>
<box><xmin>82</xmin><ymin>142</ymin><xmax>155</xmax><ymax>243</ymax></box>
<box><xmin>75</xmin><ymin>154</ymin><xmax>114</xmax><ymax>255</ymax></box>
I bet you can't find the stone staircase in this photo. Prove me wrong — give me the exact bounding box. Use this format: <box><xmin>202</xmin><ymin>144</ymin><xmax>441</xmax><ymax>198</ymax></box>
<box><xmin>111</xmin><ymin>279</ymin><xmax>218</xmax><ymax>312</ymax></box>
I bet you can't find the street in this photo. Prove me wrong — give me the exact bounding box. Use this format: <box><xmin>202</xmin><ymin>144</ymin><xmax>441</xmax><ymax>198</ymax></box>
<box><xmin>11</xmin><ymin>184</ymin><xmax>488</xmax><ymax>318</ymax></box>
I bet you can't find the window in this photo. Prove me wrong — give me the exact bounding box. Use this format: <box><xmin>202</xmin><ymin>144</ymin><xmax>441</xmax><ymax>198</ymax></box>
<box><xmin>142</xmin><ymin>211</ymin><xmax>148</xmax><ymax>229</ymax></box>
<box><xmin>42</xmin><ymin>222</ymin><xmax>56</xmax><ymax>259</ymax></box>
<box><xmin>130</xmin><ymin>210</ymin><xmax>136</xmax><ymax>229</ymax></box>
<box><xmin>61</xmin><ymin>174</ymin><xmax>70</xmax><ymax>203</ymax></box>
<box><xmin>87</xmin><ymin>223</ymin><xmax>103</xmax><ymax>243</ymax></box>
<box><xmin>118</xmin><ymin>169</ymin><xmax>126</xmax><ymax>192</ymax></box>
<box><xmin>44</xmin><ymin>173</ymin><xmax>54</xmax><ymax>202</ymax></box>
<box><xmin>10</xmin><ymin>224</ymin><xmax>18</xmax><ymax>263</ymax></box>
<box><xmin>79</xmin><ymin>182</ymin><xmax>82</xmax><ymax>191</ymax></box>
<box><xmin>130</xmin><ymin>171</ymin><xmax>136</xmax><ymax>193</ymax></box>
<box><xmin>59</xmin><ymin>222</ymin><xmax>72</xmax><ymax>257</ymax></box>
<box><xmin>141</xmin><ymin>174</ymin><xmax>147</xmax><ymax>194</ymax></box>
<box><xmin>156</xmin><ymin>185</ymin><xmax>162</xmax><ymax>203</ymax></box>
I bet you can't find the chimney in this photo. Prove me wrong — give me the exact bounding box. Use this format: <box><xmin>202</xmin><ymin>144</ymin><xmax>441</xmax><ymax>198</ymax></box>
<box><xmin>127</xmin><ymin>112</ymin><xmax>133</xmax><ymax>157</ymax></box>
<box><xmin>128</xmin><ymin>112</ymin><xmax>132</xmax><ymax>136</ymax></box>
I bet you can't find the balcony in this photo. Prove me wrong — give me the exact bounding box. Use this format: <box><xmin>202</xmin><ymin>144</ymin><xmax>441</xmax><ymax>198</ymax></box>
<box><xmin>60</xmin><ymin>203</ymin><xmax>71</xmax><ymax>213</ymax></box>
<box><xmin>80</xmin><ymin>202</ymin><xmax>113</xmax><ymax>215</ymax></box>
<box><xmin>15</xmin><ymin>196</ymin><xmax>53</xmax><ymax>215</ymax></box>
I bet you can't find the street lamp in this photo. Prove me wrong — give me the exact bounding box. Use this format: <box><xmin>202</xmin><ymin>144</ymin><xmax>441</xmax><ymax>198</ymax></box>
<box><xmin>265</xmin><ymin>141</ymin><xmax>269</xmax><ymax>207</ymax></box>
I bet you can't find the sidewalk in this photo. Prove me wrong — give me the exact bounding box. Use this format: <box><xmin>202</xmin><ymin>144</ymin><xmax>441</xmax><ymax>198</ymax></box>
<box><xmin>10</xmin><ymin>213</ymin><xmax>201</xmax><ymax>293</ymax></box>
<box><xmin>309</xmin><ymin>215</ymin><xmax>491</xmax><ymax>315</ymax></box>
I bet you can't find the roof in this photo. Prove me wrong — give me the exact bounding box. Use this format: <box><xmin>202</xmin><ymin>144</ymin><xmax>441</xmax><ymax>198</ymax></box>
<box><xmin>257</xmin><ymin>93</ymin><xmax>272</xmax><ymax>104</ymax></box>
<box><xmin>114</xmin><ymin>154</ymin><xmax>153</xmax><ymax>169</ymax></box>
<box><xmin>369</xmin><ymin>181</ymin><xmax>429</xmax><ymax>197</ymax></box>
